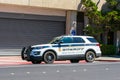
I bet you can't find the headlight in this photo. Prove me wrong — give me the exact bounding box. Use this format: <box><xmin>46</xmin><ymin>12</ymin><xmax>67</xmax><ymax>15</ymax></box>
<box><xmin>33</xmin><ymin>47</ymin><xmax>43</xmax><ymax>50</ymax></box>
<box><xmin>33</xmin><ymin>51</ymin><xmax>41</xmax><ymax>55</ymax></box>
<box><xmin>33</xmin><ymin>46</ymin><xmax>49</xmax><ymax>50</ymax></box>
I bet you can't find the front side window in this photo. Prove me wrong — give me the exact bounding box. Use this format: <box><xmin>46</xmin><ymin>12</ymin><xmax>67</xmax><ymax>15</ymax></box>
<box><xmin>61</xmin><ymin>37</ymin><xmax>73</xmax><ymax>43</ymax></box>
<box><xmin>73</xmin><ymin>37</ymin><xmax>85</xmax><ymax>43</ymax></box>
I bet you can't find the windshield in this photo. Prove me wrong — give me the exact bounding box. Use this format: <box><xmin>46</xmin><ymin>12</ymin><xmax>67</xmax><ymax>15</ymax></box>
<box><xmin>49</xmin><ymin>36</ymin><xmax>62</xmax><ymax>44</ymax></box>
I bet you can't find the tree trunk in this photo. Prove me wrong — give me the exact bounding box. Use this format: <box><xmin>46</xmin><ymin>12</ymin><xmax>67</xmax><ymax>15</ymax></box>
<box><xmin>102</xmin><ymin>32</ymin><xmax>108</xmax><ymax>44</ymax></box>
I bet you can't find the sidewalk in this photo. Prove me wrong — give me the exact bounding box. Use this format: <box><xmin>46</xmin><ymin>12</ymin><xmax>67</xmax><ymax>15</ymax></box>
<box><xmin>0</xmin><ymin>56</ymin><xmax>87</xmax><ymax>65</ymax></box>
<box><xmin>95</xmin><ymin>55</ymin><xmax>120</xmax><ymax>62</ymax></box>
<box><xmin>0</xmin><ymin>56</ymin><xmax>31</xmax><ymax>66</ymax></box>
<box><xmin>0</xmin><ymin>56</ymin><xmax>120</xmax><ymax>66</ymax></box>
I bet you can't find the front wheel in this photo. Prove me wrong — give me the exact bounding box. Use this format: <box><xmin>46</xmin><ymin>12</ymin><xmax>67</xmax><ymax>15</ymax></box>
<box><xmin>21</xmin><ymin>47</ymin><xmax>26</xmax><ymax>60</ymax></box>
<box><xmin>85</xmin><ymin>51</ymin><xmax>95</xmax><ymax>63</ymax></box>
<box><xmin>43</xmin><ymin>51</ymin><xmax>56</xmax><ymax>64</ymax></box>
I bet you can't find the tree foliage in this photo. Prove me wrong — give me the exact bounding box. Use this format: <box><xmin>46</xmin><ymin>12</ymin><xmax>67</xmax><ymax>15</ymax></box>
<box><xmin>82</xmin><ymin>0</ymin><xmax>120</xmax><ymax>41</ymax></box>
<box><xmin>82</xmin><ymin>0</ymin><xmax>102</xmax><ymax>25</ymax></box>
<box><xmin>103</xmin><ymin>0</ymin><xmax>120</xmax><ymax>31</ymax></box>
<box><xmin>82</xmin><ymin>0</ymin><xmax>104</xmax><ymax>39</ymax></box>
<box><xmin>84</xmin><ymin>25</ymin><xmax>103</xmax><ymax>37</ymax></box>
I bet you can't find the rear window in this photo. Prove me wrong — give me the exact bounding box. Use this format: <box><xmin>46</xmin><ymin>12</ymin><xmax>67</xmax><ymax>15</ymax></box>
<box><xmin>87</xmin><ymin>38</ymin><xmax>98</xmax><ymax>43</ymax></box>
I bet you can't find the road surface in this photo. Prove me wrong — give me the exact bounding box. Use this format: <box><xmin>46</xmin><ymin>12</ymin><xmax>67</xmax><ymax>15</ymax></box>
<box><xmin>0</xmin><ymin>62</ymin><xmax>120</xmax><ymax>80</ymax></box>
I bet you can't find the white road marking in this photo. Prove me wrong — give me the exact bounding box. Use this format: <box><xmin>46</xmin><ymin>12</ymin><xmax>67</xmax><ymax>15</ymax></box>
<box><xmin>73</xmin><ymin>70</ymin><xmax>77</xmax><ymax>72</ymax></box>
<box><xmin>83</xmin><ymin>69</ymin><xmax>87</xmax><ymax>72</ymax></box>
<box><xmin>56</xmin><ymin>70</ymin><xmax>60</xmax><ymax>72</ymax></box>
<box><xmin>105</xmin><ymin>68</ymin><xmax>109</xmax><ymax>70</ymax></box>
<box><xmin>26</xmin><ymin>72</ymin><xmax>30</xmax><ymax>74</ymax></box>
<box><xmin>42</xmin><ymin>72</ymin><xmax>46</xmax><ymax>74</ymax></box>
<box><xmin>10</xmin><ymin>73</ymin><xmax>15</xmax><ymax>75</ymax></box>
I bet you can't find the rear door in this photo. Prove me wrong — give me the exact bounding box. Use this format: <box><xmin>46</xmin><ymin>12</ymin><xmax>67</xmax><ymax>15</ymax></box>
<box><xmin>72</xmin><ymin>37</ymin><xmax>85</xmax><ymax>55</ymax></box>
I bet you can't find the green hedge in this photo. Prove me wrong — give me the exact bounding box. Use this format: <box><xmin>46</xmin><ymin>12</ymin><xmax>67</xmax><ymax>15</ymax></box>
<box><xmin>101</xmin><ymin>44</ymin><xmax>116</xmax><ymax>55</ymax></box>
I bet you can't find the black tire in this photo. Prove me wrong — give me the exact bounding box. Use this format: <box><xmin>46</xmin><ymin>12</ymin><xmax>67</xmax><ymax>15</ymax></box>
<box><xmin>44</xmin><ymin>51</ymin><xmax>56</xmax><ymax>64</ymax></box>
<box><xmin>70</xmin><ymin>59</ymin><xmax>79</xmax><ymax>63</ymax></box>
<box><xmin>21</xmin><ymin>47</ymin><xmax>26</xmax><ymax>60</ymax></box>
<box><xmin>85</xmin><ymin>51</ymin><xmax>95</xmax><ymax>63</ymax></box>
<box><xmin>31</xmin><ymin>61</ymin><xmax>42</xmax><ymax>64</ymax></box>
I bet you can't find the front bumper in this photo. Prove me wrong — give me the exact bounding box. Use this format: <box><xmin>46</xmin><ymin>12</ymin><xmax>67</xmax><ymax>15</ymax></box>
<box><xmin>29</xmin><ymin>56</ymin><xmax>43</xmax><ymax>61</ymax></box>
<box><xmin>21</xmin><ymin>46</ymin><xmax>43</xmax><ymax>61</ymax></box>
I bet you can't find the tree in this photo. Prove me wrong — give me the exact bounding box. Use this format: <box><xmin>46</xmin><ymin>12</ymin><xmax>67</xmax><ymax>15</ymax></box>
<box><xmin>82</xmin><ymin>0</ymin><xmax>104</xmax><ymax>41</ymax></box>
<box><xmin>102</xmin><ymin>0</ymin><xmax>120</xmax><ymax>31</ymax></box>
<box><xmin>84</xmin><ymin>25</ymin><xmax>103</xmax><ymax>42</ymax></box>
<box><xmin>82</xmin><ymin>0</ymin><xmax>120</xmax><ymax>44</ymax></box>
<box><xmin>101</xmin><ymin>0</ymin><xmax>120</xmax><ymax>44</ymax></box>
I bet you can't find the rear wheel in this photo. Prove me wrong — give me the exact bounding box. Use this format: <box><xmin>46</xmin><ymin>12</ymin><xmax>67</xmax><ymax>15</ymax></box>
<box><xmin>85</xmin><ymin>51</ymin><xmax>95</xmax><ymax>63</ymax></box>
<box><xmin>70</xmin><ymin>59</ymin><xmax>79</xmax><ymax>63</ymax></box>
<box><xmin>44</xmin><ymin>51</ymin><xmax>56</xmax><ymax>64</ymax></box>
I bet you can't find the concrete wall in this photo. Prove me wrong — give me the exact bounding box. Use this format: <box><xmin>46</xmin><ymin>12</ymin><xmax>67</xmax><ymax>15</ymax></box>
<box><xmin>0</xmin><ymin>0</ymin><xmax>107</xmax><ymax>15</ymax></box>
<box><xmin>66</xmin><ymin>11</ymin><xmax>77</xmax><ymax>35</ymax></box>
<box><xmin>0</xmin><ymin>4</ymin><xmax>66</xmax><ymax>16</ymax></box>
<box><xmin>0</xmin><ymin>0</ymin><xmax>81</xmax><ymax>10</ymax></box>
<box><xmin>0</xmin><ymin>0</ymin><xmax>107</xmax><ymax>11</ymax></box>
<box><xmin>0</xmin><ymin>0</ymin><xmax>29</xmax><ymax>5</ymax></box>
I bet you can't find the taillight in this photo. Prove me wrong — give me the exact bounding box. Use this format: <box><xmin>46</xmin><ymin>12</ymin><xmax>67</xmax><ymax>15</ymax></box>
<box><xmin>96</xmin><ymin>44</ymin><xmax>100</xmax><ymax>47</ymax></box>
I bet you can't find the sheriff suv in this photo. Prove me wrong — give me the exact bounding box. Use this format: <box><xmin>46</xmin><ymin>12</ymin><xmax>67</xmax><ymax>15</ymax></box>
<box><xmin>21</xmin><ymin>35</ymin><xmax>101</xmax><ymax>64</ymax></box>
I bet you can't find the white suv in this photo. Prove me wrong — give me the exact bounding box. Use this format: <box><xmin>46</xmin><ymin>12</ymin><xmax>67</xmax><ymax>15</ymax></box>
<box><xmin>21</xmin><ymin>35</ymin><xmax>101</xmax><ymax>64</ymax></box>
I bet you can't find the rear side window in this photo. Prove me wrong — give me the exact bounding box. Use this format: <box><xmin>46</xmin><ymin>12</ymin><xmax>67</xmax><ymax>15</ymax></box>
<box><xmin>87</xmin><ymin>38</ymin><xmax>98</xmax><ymax>43</ymax></box>
<box><xmin>73</xmin><ymin>37</ymin><xmax>85</xmax><ymax>43</ymax></box>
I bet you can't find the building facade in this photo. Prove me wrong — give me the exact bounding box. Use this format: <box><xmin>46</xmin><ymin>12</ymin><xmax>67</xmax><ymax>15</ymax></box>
<box><xmin>0</xmin><ymin>0</ymin><xmax>119</xmax><ymax>55</ymax></box>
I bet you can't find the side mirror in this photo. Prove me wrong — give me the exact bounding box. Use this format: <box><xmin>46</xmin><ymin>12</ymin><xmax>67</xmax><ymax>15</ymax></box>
<box><xmin>59</xmin><ymin>41</ymin><xmax>63</xmax><ymax>44</ymax></box>
<box><xmin>58</xmin><ymin>41</ymin><xmax>63</xmax><ymax>47</ymax></box>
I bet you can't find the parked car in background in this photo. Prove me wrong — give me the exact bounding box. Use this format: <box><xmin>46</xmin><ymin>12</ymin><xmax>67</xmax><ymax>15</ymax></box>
<box><xmin>21</xmin><ymin>35</ymin><xmax>101</xmax><ymax>64</ymax></box>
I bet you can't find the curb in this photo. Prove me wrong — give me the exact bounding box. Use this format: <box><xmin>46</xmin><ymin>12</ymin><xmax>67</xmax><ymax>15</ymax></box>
<box><xmin>95</xmin><ymin>59</ymin><xmax>120</xmax><ymax>62</ymax></box>
<box><xmin>0</xmin><ymin>56</ymin><xmax>120</xmax><ymax>66</ymax></box>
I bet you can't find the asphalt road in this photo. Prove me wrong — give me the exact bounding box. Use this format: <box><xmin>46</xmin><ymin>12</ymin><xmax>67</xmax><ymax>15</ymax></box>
<box><xmin>0</xmin><ymin>62</ymin><xmax>120</xmax><ymax>80</ymax></box>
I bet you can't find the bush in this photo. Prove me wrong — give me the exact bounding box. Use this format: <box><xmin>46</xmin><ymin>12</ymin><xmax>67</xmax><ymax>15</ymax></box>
<box><xmin>101</xmin><ymin>44</ymin><xmax>116</xmax><ymax>55</ymax></box>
